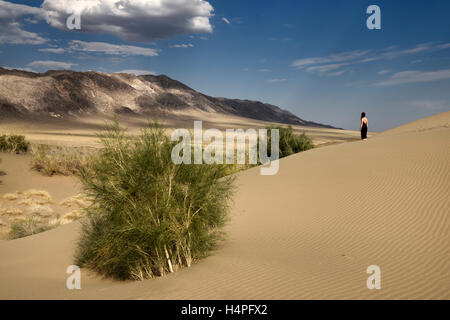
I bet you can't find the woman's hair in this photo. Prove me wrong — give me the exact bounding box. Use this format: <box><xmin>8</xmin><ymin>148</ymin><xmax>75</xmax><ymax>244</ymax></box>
<box><xmin>361</xmin><ymin>112</ymin><xmax>366</xmax><ymax>119</ymax></box>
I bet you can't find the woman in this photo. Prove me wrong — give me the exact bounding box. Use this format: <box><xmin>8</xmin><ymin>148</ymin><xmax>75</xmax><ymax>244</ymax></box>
<box><xmin>360</xmin><ymin>112</ymin><xmax>368</xmax><ymax>140</ymax></box>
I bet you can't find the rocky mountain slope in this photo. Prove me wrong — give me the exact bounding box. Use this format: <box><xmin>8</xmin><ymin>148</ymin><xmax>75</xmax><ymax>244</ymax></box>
<box><xmin>0</xmin><ymin>67</ymin><xmax>333</xmax><ymax>128</ymax></box>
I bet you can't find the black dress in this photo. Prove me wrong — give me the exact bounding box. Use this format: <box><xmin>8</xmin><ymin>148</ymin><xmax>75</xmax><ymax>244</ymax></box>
<box><xmin>361</xmin><ymin>121</ymin><xmax>368</xmax><ymax>140</ymax></box>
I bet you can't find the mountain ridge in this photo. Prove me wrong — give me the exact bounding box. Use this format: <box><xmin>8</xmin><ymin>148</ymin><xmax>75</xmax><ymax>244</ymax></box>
<box><xmin>0</xmin><ymin>67</ymin><xmax>336</xmax><ymax>128</ymax></box>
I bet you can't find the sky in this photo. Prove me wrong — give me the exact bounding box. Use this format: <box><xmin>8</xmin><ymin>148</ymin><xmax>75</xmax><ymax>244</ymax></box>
<box><xmin>0</xmin><ymin>0</ymin><xmax>449</xmax><ymax>131</ymax></box>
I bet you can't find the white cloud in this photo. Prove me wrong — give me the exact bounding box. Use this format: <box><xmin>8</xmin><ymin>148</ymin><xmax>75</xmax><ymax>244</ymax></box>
<box><xmin>409</xmin><ymin>100</ymin><xmax>449</xmax><ymax>111</ymax></box>
<box><xmin>326</xmin><ymin>70</ymin><xmax>347</xmax><ymax>76</ymax></box>
<box><xmin>292</xmin><ymin>50</ymin><xmax>370</xmax><ymax>69</ymax></box>
<box><xmin>259</xmin><ymin>69</ymin><xmax>270</xmax><ymax>72</ymax></box>
<box><xmin>306</xmin><ymin>62</ymin><xmax>350</xmax><ymax>73</ymax></box>
<box><xmin>0</xmin><ymin>22</ymin><xmax>47</xmax><ymax>44</ymax></box>
<box><xmin>381</xmin><ymin>43</ymin><xmax>441</xmax><ymax>59</ymax></box>
<box><xmin>24</xmin><ymin>17</ymin><xmax>39</xmax><ymax>24</ymax></box>
<box><xmin>267</xmin><ymin>78</ymin><xmax>287</xmax><ymax>83</ymax></box>
<box><xmin>437</xmin><ymin>43</ymin><xmax>450</xmax><ymax>49</ymax></box>
<box><xmin>292</xmin><ymin>43</ymin><xmax>450</xmax><ymax>76</ymax></box>
<box><xmin>69</xmin><ymin>40</ymin><xmax>159</xmax><ymax>56</ymax></box>
<box><xmin>2</xmin><ymin>66</ymin><xmax>36</xmax><ymax>73</ymax></box>
<box><xmin>42</xmin><ymin>0</ymin><xmax>214</xmax><ymax>42</ymax></box>
<box><xmin>384</xmin><ymin>44</ymin><xmax>428</xmax><ymax>58</ymax></box>
<box><xmin>222</xmin><ymin>17</ymin><xmax>231</xmax><ymax>25</ymax></box>
<box><xmin>39</xmin><ymin>47</ymin><xmax>65</xmax><ymax>54</ymax></box>
<box><xmin>170</xmin><ymin>43</ymin><xmax>194</xmax><ymax>48</ymax></box>
<box><xmin>0</xmin><ymin>1</ymin><xmax>47</xmax><ymax>45</ymax></box>
<box><xmin>372</xmin><ymin>69</ymin><xmax>450</xmax><ymax>86</ymax></box>
<box><xmin>115</xmin><ymin>69</ymin><xmax>156</xmax><ymax>76</ymax></box>
<box><xmin>28</xmin><ymin>60</ymin><xmax>76</xmax><ymax>69</ymax></box>
<box><xmin>1</xmin><ymin>1</ymin><xmax>215</xmax><ymax>47</ymax></box>
<box><xmin>377</xmin><ymin>69</ymin><xmax>392</xmax><ymax>75</ymax></box>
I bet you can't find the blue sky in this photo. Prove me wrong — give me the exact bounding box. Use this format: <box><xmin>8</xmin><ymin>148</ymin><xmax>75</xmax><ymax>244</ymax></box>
<box><xmin>1</xmin><ymin>0</ymin><xmax>449</xmax><ymax>131</ymax></box>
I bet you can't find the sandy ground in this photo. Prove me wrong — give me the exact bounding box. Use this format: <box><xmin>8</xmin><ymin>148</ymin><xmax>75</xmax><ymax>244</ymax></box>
<box><xmin>0</xmin><ymin>112</ymin><xmax>362</xmax><ymax>148</ymax></box>
<box><xmin>0</xmin><ymin>153</ymin><xmax>80</xmax><ymax>200</ymax></box>
<box><xmin>0</xmin><ymin>111</ymin><xmax>448</xmax><ymax>299</ymax></box>
<box><xmin>0</xmin><ymin>153</ymin><xmax>85</xmax><ymax>240</ymax></box>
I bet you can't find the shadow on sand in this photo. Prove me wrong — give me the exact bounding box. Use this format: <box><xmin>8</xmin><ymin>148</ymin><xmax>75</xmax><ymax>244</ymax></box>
<box><xmin>0</xmin><ymin>170</ymin><xmax>6</xmax><ymax>185</ymax></box>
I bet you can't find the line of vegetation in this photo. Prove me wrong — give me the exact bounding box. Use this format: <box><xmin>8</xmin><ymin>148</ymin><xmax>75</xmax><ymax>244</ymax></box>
<box><xmin>75</xmin><ymin>121</ymin><xmax>235</xmax><ymax>280</ymax></box>
<box><xmin>0</xmin><ymin>134</ymin><xmax>30</xmax><ymax>153</ymax></box>
<box><xmin>266</xmin><ymin>125</ymin><xmax>314</xmax><ymax>159</ymax></box>
<box><xmin>30</xmin><ymin>144</ymin><xmax>97</xmax><ymax>176</ymax></box>
<box><xmin>8</xmin><ymin>216</ymin><xmax>58</xmax><ymax>240</ymax></box>
<box><xmin>28</xmin><ymin>125</ymin><xmax>314</xmax><ymax>178</ymax></box>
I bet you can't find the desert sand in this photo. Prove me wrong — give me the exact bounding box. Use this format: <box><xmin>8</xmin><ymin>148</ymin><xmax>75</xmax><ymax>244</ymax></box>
<box><xmin>0</xmin><ymin>111</ymin><xmax>448</xmax><ymax>299</ymax></box>
<box><xmin>0</xmin><ymin>112</ymin><xmax>362</xmax><ymax>148</ymax></box>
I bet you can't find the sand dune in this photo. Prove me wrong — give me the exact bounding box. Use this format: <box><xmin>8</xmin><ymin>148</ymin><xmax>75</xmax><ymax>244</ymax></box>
<box><xmin>0</xmin><ymin>111</ymin><xmax>448</xmax><ymax>299</ymax></box>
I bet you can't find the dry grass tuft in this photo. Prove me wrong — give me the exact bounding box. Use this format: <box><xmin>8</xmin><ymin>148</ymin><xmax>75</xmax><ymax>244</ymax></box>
<box><xmin>0</xmin><ymin>188</ymin><xmax>83</xmax><ymax>240</ymax></box>
<box><xmin>26</xmin><ymin>204</ymin><xmax>53</xmax><ymax>217</ymax></box>
<box><xmin>48</xmin><ymin>217</ymin><xmax>62</xmax><ymax>226</ymax></box>
<box><xmin>8</xmin><ymin>216</ymin><xmax>26</xmax><ymax>223</ymax></box>
<box><xmin>18</xmin><ymin>198</ymin><xmax>34</xmax><ymax>206</ymax></box>
<box><xmin>30</xmin><ymin>144</ymin><xmax>97</xmax><ymax>176</ymax></box>
<box><xmin>1</xmin><ymin>207</ymin><xmax>23</xmax><ymax>216</ymax></box>
<box><xmin>2</xmin><ymin>193</ymin><xmax>19</xmax><ymax>201</ymax></box>
<box><xmin>59</xmin><ymin>194</ymin><xmax>91</xmax><ymax>208</ymax></box>
<box><xmin>22</xmin><ymin>190</ymin><xmax>52</xmax><ymax>205</ymax></box>
<box><xmin>8</xmin><ymin>216</ymin><xmax>57</xmax><ymax>240</ymax></box>
<box><xmin>0</xmin><ymin>134</ymin><xmax>30</xmax><ymax>153</ymax></box>
<box><xmin>63</xmin><ymin>209</ymin><xmax>85</xmax><ymax>221</ymax></box>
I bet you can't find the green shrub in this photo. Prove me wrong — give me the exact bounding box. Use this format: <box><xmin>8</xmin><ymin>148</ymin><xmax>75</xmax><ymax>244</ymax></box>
<box><xmin>8</xmin><ymin>216</ymin><xmax>57</xmax><ymax>240</ymax></box>
<box><xmin>30</xmin><ymin>144</ymin><xmax>96</xmax><ymax>176</ymax></box>
<box><xmin>266</xmin><ymin>125</ymin><xmax>314</xmax><ymax>159</ymax></box>
<box><xmin>75</xmin><ymin>121</ymin><xmax>234</xmax><ymax>280</ymax></box>
<box><xmin>0</xmin><ymin>134</ymin><xmax>30</xmax><ymax>153</ymax></box>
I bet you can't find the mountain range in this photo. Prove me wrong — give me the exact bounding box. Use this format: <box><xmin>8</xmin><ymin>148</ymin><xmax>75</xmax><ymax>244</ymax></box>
<box><xmin>0</xmin><ymin>67</ymin><xmax>334</xmax><ymax>128</ymax></box>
